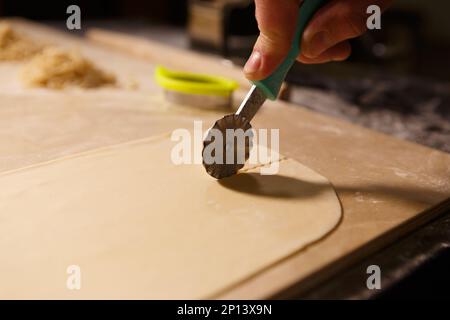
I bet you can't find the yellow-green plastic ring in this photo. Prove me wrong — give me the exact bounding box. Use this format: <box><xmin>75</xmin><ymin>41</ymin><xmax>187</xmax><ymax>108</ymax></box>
<box><xmin>155</xmin><ymin>65</ymin><xmax>238</xmax><ymax>97</ymax></box>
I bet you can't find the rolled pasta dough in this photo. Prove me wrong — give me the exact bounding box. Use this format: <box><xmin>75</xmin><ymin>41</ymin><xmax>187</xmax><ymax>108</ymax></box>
<box><xmin>0</xmin><ymin>136</ymin><xmax>341</xmax><ymax>299</ymax></box>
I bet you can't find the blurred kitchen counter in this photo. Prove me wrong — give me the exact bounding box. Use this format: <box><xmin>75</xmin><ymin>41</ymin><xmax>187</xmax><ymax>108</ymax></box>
<box><xmin>42</xmin><ymin>19</ymin><xmax>450</xmax><ymax>154</ymax></box>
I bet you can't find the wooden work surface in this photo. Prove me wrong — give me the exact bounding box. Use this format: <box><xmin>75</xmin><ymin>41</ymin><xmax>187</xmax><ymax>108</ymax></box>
<box><xmin>1</xmin><ymin>19</ymin><xmax>450</xmax><ymax>299</ymax></box>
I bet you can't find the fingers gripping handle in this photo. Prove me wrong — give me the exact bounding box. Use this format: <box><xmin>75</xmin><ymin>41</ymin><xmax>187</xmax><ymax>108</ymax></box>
<box><xmin>253</xmin><ymin>0</ymin><xmax>328</xmax><ymax>100</ymax></box>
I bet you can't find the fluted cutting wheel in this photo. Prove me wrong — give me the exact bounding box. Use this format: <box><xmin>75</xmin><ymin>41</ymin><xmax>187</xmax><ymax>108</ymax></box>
<box><xmin>202</xmin><ymin>114</ymin><xmax>253</xmax><ymax>179</ymax></box>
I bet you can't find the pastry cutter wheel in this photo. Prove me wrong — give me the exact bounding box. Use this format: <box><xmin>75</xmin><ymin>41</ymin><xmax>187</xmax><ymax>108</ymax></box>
<box><xmin>155</xmin><ymin>65</ymin><xmax>238</xmax><ymax>110</ymax></box>
<box><xmin>202</xmin><ymin>0</ymin><xmax>328</xmax><ymax>179</ymax></box>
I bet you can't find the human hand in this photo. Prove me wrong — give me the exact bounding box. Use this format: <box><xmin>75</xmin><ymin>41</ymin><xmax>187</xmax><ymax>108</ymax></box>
<box><xmin>244</xmin><ymin>0</ymin><xmax>392</xmax><ymax>80</ymax></box>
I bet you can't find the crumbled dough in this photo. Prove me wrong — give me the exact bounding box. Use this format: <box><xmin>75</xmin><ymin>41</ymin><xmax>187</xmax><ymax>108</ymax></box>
<box><xmin>126</xmin><ymin>78</ymin><xmax>140</xmax><ymax>90</ymax></box>
<box><xmin>0</xmin><ymin>23</ymin><xmax>42</xmax><ymax>61</ymax></box>
<box><xmin>21</xmin><ymin>47</ymin><xmax>116</xmax><ymax>89</ymax></box>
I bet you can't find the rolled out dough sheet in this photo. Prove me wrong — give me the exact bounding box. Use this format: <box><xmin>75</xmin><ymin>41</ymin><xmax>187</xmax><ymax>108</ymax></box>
<box><xmin>0</xmin><ymin>135</ymin><xmax>341</xmax><ymax>299</ymax></box>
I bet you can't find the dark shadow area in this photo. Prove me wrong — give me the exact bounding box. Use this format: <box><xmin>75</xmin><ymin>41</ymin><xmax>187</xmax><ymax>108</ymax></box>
<box><xmin>218</xmin><ymin>172</ymin><xmax>330</xmax><ymax>200</ymax></box>
<box><xmin>377</xmin><ymin>247</ymin><xmax>450</xmax><ymax>299</ymax></box>
<box><xmin>218</xmin><ymin>172</ymin><xmax>448</xmax><ymax>207</ymax></box>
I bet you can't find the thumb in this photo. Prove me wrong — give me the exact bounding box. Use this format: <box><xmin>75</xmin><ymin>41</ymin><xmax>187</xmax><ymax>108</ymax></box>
<box><xmin>244</xmin><ymin>0</ymin><xmax>301</xmax><ymax>80</ymax></box>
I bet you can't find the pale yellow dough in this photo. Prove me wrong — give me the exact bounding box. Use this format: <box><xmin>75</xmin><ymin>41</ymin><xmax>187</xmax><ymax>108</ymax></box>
<box><xmin>0</xmin><ymin>23</ymin><xmax>42</xmax><ymax>61</ymax></box>
<box><xmin>21</xmin><ymin>47</ymin><xmax>116</xmax><ymax>89</ymax></box>
<box><xmin>0</xmin><ymin>136</ymin><xmax>341</xmax><ymax>299</ymax></box>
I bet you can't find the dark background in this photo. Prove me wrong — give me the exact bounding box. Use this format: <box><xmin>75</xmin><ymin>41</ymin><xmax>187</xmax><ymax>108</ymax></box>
<box><xmin>1</xmin><ymin>0</ymin><xmax>449</xmax><ymax>80</ymax></box>
<box><xmin>1</xmin><ymin>0</ymin><xmax>450</xmax><ymax>81</ymax></box>
<box><xmin>0</xmin><ymin>1</ymin><xmax>187</xmax><ymax>23</ymax></box>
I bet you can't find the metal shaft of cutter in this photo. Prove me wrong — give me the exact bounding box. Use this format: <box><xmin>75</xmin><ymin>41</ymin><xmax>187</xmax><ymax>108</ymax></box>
<box><xmin>235</xmin><ymin>85</ymin><xmax>267</xmax><ymax>121</ymax></box>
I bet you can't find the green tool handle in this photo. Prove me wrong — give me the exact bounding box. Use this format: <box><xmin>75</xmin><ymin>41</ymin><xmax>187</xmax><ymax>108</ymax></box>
<box><xmin>253</xmin><ymin>0</ymin><xmax>328</xmax><ymax>100</ymax></box>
